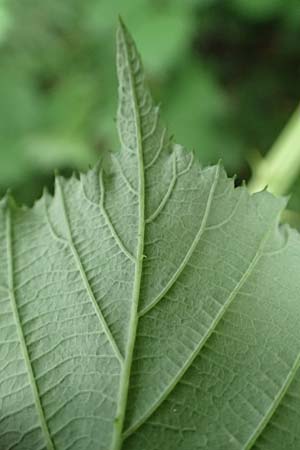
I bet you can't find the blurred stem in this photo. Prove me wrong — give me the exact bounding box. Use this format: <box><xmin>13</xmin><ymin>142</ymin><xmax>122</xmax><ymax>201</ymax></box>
<box><xmin>281</xmin><ymin>209</ymin><xmax>300</xmax><ymax>228</ymax></box>
<box><xmin>248</xmin><ymin>104</ymin><xmax>300</xmax><ymax>195</ymax></box>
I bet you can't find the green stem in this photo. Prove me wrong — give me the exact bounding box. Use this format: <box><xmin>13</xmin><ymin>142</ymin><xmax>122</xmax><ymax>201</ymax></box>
<box><xmin>248</xmin><ymin>104</ymin><xmax>300</xmax><ymax>195</ymax></box>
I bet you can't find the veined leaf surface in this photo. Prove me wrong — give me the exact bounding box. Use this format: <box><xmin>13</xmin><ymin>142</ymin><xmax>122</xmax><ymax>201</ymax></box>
<box><xmin>1</xmin><ymin>19</ymin><xmax>300</xmax><ymax>450</ymax></box>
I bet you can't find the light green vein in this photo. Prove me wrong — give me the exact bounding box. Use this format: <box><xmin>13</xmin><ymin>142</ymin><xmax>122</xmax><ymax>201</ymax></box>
<box><xmin>111</xmin><ymin>153</ymin><xmax>138</xmax><ymax>196</ymax></box>
<box><xmin>144</xmin><ymin>128</ymin><xmax>166</xmax><ymax>170</ymax></box>
<box><xmin>139</xmin><ymin>163</ymin><xmax>220</xmax><ymax>317</ymax></box>
<box><xmin>6</xmin><ymin>202</ymin><xmax>55</xmax><ymax>450</ymax></box>
<box><xmin>99</xmin><ymin>169</ymin><xmax>136</xmax><ymax>263</ymax></box>
<box><xmin>243</xmin><ymin>351</ymin><xmax>300</xmax><ymax>450</ymax></box>
<box><xmin>124</xmin><ymin>221</ymin><xmax>271</xmax><ymax>439</ymax></box>
<box><xmin>145</xmin><ymin>154</ymin><xmax>177</xmax><ymax>224</ymax></box>
<box><xmin>110</xmin><ymin>18</ymin><xmax>146</xmax><ymax>450</ymax></box>
<box><xmin>55</xmin><ymin>178</ymin><xmax>124</xmax><ymax>365</ymax></box>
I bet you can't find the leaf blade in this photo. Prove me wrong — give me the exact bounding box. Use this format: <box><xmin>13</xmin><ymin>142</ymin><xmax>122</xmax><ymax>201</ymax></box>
<box><xmin>1</xmin><ymin>20</ymin><xmax>300</xmax><ymax>450</ymax></box>
<box><xmin>5</xmin><ymin>200</ymin><xmax>55</xmax><ymax>450</ymax></box>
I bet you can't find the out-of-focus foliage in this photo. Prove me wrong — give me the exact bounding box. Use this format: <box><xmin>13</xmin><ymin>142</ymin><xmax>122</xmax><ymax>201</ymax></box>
<box><xmin>0</xmin><ymin>0</ymin><xmax>197</xmax><ymax>202</ymax></box>
<box><xmin>0</xmin><ymin>0</ymin><xmax>300</xmax><ymax>203</ymax></box>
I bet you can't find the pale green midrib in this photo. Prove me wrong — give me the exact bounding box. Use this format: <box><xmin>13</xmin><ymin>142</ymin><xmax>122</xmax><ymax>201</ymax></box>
<box><xmin>55</xmin><ymin>178</ymin><xmax>124</xmax><ymax>364</ymax></box>
<box><xmin>124</xmin><ymin>220</ymin><xmax>273</xmax><ymax>439</ymax></box>
<box><xmin>6</xmin><ymin>204</ymin><xmax>55</xmax><ymax>450</ymax></box>
<box><xmin>110</xmin><ymin>22</ymin><xmax>146</xmax><ymax>450</ymax></box>
<box><xmin>244</xmin><ymin>351</ymin><xmax>300</xmax><ymax>449</ymax></box>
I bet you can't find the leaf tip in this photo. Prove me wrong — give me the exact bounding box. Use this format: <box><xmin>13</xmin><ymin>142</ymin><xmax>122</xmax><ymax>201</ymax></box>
<box><xmin>116</xmin><ymin>16</ymin><xmax>138</xmax><ymax>68</ymax></box>
<box><xmin>116</xmin><ymin>15</ymin><xmax>130</xmax><ymax>47</ymax></box>
<box><xmin>117</xmin><ymin>15</ymin><xmax>126</xmax><ymax>30</ymax></box>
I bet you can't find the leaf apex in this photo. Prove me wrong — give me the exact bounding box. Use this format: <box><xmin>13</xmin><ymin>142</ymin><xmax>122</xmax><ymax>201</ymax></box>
<box><xmin>116</xmin><ymin>15</ymin><xmax>131</xmax><ymax>47</ymax></box>
<box><xmin>117</xmin><ymin>15</ymin><xmax>126</xmax><ymax>30</ymax></box>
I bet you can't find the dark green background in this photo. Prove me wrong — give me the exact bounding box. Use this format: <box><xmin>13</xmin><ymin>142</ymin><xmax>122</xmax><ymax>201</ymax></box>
<box><xmin>0</xmin><ymin>0</ymin><xmax>299</xmax><ymax>204</ymax></box>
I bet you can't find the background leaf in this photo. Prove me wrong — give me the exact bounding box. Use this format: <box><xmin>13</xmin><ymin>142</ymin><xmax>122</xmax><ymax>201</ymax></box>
<box><xmin>1</xmin><ymin>0</ymin><xmax>300</xmax><ymax>205</ymax></box>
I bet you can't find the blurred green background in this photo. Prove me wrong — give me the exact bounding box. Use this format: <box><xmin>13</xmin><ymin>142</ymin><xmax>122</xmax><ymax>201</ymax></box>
<box><xmin>1</xmin><ymin>0</ymin><xmax>300</xmax><ymax>205</ymax></box>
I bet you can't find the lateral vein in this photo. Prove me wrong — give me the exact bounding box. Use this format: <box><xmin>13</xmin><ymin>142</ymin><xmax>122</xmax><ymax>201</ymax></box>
<box><xmin>55</xmin><ymin>178</ymin><xmax>124</xmax><ymax>364</ymax></box>
<box><xmin>139</xmin><ymin>164</ymin><xmax>220</xmax><ymax>317</ymax></box>
<box><xmin>145</xmin><ymin>154</ymin><xmax>177</xmax><ymax>224</ymax></box>
<box><xmin>243</xmin><ymin>351</ymin><xmax>300</xmax><ymax>450</ymax></box>
<box><xmin>99</xmin><ymin>169</ymin><xmax>136</xmax><ymax>263</ymax></box>
<box><xmin>124</xmin><ymin>218</ymin><xmax>272</xmax><ymax>438</ymax></box>
<box><xmin>6</xmin><ymin>204</ymin><xmax>55</xmax><ymax>450</ymax></box>
<box><xmin>111</xmin><ymin>153</ymin><xmax>138</xmax><ymax>196</ymax></box>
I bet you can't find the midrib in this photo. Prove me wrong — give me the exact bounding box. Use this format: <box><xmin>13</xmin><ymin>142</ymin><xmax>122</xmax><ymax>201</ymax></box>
<box><xmin>110</xmin><ymin>22</ymin><xmax>146</xmax><ymax>450</ymax></box>
<box><xmin>6</xmin><ymin>204</ymin><xmax>55</xmax><ymax>450</ymax></box>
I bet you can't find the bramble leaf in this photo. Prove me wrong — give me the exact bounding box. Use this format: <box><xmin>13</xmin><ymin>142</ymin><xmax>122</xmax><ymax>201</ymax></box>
<box><xmin>1</xmin><ymin>19</ymin><xmax>300</xmax><ymax>450</ymax></box>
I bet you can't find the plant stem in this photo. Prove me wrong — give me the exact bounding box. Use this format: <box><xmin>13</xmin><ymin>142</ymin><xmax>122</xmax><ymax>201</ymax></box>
<box><xmin>248</xmin><ymin>104</ymin><xmax>300</xmax><ymax>195</ymax></box>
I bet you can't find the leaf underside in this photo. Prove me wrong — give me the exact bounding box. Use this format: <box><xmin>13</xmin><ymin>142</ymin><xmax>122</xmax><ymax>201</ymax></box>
<box><xmin>1</xmin><ymin>19</ymin><xmax>300</xmax><ymax>450</ymax></box>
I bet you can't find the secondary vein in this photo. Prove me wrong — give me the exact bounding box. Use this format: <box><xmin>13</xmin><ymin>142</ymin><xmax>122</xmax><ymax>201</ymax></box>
<box><xmin>55</xmin><ymin>178</ymin><xmax>124</xmax><ymax>364</ymax></box>
<box><xmin>139</xmin><ymin>164</ymin><xmax>220</xmax><ymax>317</ymax></box>
<box><xmin>6</xmin><ymin>202</ymin><xmax>55</xmax><ymax>450</ymax></box>
<box><xmin>124</xmin><ymin>216</ymin><xmax>273</xmax><ymax>439</ymax></box>
<box><xmin>243</xmin><ymin>351</ymin><xmax>300</xmax><ymax>449</ymax></box>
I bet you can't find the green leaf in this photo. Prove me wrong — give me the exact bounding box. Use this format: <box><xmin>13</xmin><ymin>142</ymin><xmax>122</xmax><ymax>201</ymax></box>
<box><xmin>230</xmin><ymin>0</ymin><xmax>284</xmax><ymax>19</ymax></box>
<box><xmin>0</xmin><ymin>0</ymin><xmax>198</xmax><ymax>202</ymax></box>
<box><xmin>1</xmin><ymin>19</ymin><xmax>300</xmax><ymax>450</ymax></box>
